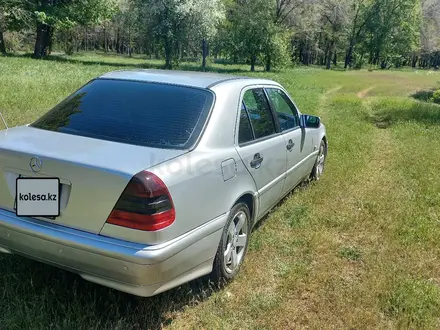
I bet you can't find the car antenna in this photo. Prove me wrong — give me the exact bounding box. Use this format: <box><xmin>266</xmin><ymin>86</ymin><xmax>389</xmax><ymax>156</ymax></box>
<box><xmin>0</xmin><ymin>111</ymin><xmax>9</xmax><ymax>129</ymax></box>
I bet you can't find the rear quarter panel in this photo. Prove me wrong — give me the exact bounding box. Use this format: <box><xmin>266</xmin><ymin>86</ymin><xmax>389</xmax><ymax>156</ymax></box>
<box><xmin>99</xmin><ymin>149</ymin><xmax>257</xmax><ymax>245</ymax></box>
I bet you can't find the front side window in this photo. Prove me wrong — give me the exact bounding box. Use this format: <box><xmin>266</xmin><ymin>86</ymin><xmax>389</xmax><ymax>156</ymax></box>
<box><xmin>265</xmin><ymin>88</ymin><xmax>300</xmax><ymax>131</ymax></box>
<box><xmin>242</xmin><ymin>89</ymin><xmax>276</xmax><ymax>140</ymax></box>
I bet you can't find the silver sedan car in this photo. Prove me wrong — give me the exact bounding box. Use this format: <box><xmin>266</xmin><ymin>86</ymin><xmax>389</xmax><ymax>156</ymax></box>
<box><xmin>0</xmin><ymin>70</ymin><xmax>327</xmax><ymax>297</ymax></box>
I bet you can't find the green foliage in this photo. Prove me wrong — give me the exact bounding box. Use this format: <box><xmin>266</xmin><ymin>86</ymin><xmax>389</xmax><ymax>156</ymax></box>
<box><xmin>137</xmin><ymin>0</ymin><xmax>225</xmax><ymax>68</ymax></box>
<box><xmin>432</xmin><ymin>89</ymin><xmax>440</xmax><ymax>104</ymax></box>
<box><xmin>260</xmin><ymin>23</ymin><xmax>291</xmax><ymax>70</ymax></box>
<box><xmin>56</xmin><ymin>28</ymin><xmax>76</xmax><ymax>55</ymax></box>
<box><xmin>363</xmin><ymin>0</ymin><xmax>421</xmax><ymax>67</ymax></box>
<box><xmin>34</xmin><ymin>0</ymin><xmax>117</xmax><ymax>28</ymax></box>
<box><xmin>3</xmin><ymin>31</ymin><xmax>21</xmax><ymax>52</ymax></box>
<box><xmin>221</xmin><ymin>0</ymin><xmax>291</xmax><ymax>71</ymax></box>
<box><xmin>1</xmin><ymin>0</ymin><xmax>440</xmax><ymax>70</ymax></box>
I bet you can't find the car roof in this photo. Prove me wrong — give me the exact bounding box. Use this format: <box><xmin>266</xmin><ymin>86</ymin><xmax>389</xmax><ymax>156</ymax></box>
<box><xmin>98</xmin><ymin>69</ymin><xmax>277</xmax><ymax>89</ymax></box>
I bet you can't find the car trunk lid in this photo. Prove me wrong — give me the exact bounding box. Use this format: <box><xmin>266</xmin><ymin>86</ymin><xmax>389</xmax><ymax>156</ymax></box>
<box><xmin>0</xmin><ymin>126</ymin><xmax>186</xmax><ymax>234</ymax></box>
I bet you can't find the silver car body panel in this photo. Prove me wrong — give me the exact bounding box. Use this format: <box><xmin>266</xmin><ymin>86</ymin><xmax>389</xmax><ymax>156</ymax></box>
<box><xmin>0</xmin><ymin>70</ymin><xmax>327</xmax><ymax>296</ymax></box>
<box><xmin>0</xmin><ymin>208</ymin><xmax>226</xmax><ymax>296</ymax></box>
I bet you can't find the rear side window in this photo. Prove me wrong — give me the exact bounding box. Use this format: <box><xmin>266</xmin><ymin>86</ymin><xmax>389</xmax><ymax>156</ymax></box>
<box><xmin>242</xmin><ymin>89</ymin><xmax>276</xmax><ymax>140</ymax></box>
<box><xmin>31</xmin><ymin>79</ymin><xmax>214</xmax><ymax>149</ymax></box>
<box><xmin>238</xmin><ymin>102</ymin><xmax>254</xmax><ymax>144</ymax></box>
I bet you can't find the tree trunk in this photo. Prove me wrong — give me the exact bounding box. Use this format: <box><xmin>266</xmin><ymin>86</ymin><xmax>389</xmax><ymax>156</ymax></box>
<box><xmin>202</xmin><ymin>38</ymin><xmax>208</xmax><ymax>71</ymax></box>
<box><xmin>33</xmin><ymin>23</ymin><xmax>53</xmax><ymax>59</ymax></box>
<box><xmin>373</xmin><ymin>50</ymin><xmax>380</xmax><ymax>65</ymax></box>
<box><xmin>326</xmin><ymin>53</ymin><xmax>331</xmax><ymax>69</ymax></box>
<box><xmin>333</xmin><ymin>52</ymin><xmax>337</xmax><ymax>66</ymax></box>
<box><xmin>344</xmin><ymin>42</ymin><xmax>354</xmax><ymax>68</ymax></box>
<box><xmin>116</xmin><ymin>29</ymin><xmax>120</xmax><ymax>54</ymax></box>
<box><xmin>412</xmin><ymin>54</ymin><xmax>417</xmax><ymax>68</ymax></box>
<box><xmin>326</xmin><ymin>40</ymin><xmax>334</xmax><ymax>70</ymax></box>
<box><xmin>250</xmin><ymin>55</ymin><xmax>256</xmax><ymax>72</ymax></box>
<box><xmin>128</xmin><ymin>27</ymin><xmax>132</xmax><ymax>57</ymax></box>
<box><xmin>164</xmin><ymin>35</ymin><xmax>172</xmax><ymax>69</ymax></box>
<box><xmin>265</xmin><ymin>53</ymin><xmax>271</xmax><ymax>72</ymax></box>
<box><xmin>104</xmin><ymin>27</ymin><xmax>108</xmax><ymax>53</ymax></box>
<box><xmin>233</xmin><ymin>53</ymin><xmax>238</xmax><ymax>64</ymax></box>
<box><xmin>0</xmin><ymin>30</ymin><xmax>6</xmax><ymax>55</ymax></box>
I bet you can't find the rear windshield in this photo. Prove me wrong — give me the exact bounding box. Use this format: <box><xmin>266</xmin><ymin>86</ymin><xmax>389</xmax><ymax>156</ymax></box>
<box><xmin>31</xmin><ymin>79</ymin><xmax>215</xmax><ymax>149</ymax></box>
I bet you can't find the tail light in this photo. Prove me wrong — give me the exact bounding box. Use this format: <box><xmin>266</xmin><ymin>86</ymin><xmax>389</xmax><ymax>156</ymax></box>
<box><xmin>106</xmin><ymin>171</ymin><xmax>175</xmax><ymax>231</ymax></box>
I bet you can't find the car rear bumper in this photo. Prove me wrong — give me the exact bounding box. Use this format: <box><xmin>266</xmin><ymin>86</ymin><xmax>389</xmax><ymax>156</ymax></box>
<box><xmin>0</xmin><ymin>208</ymin><xmax>226</xmax><ymax>297</ymax></box>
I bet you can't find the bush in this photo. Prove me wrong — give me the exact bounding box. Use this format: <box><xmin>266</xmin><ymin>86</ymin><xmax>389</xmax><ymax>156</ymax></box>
<box><xmin>432</xmin><ymin>90</ymin><xmax>440</xmax><ymax>104</ymax></box>
<box><xmin>55</xmin><ymin>28</ymin><xmax>76</xmax><ymax>55</ymax></box>
<box><xmin>4</xmin><ymin>32</ymin><xmax>22</xmax><ymax>52</ymax></box>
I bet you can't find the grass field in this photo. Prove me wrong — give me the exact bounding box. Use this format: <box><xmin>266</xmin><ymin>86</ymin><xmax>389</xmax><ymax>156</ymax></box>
<box><xmin>1</xmin><ymin>53</ymin><xmax>440</xmax><ymax>330</ymax></box>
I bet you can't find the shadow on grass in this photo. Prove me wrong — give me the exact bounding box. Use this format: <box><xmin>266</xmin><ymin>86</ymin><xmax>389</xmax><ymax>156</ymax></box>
<box><xmin>5</xmin><ymin>52</ymin><xmax>251</xmax><ymax>74</ymax></box>
<box><xmin>367</xmin><ymin>99</ymin><xmax>440</xmax><ymax>129</ymax></box>
<box><xmin>1</xmin><ymin>255</ymin><xmax>223</xmax><ymax>329</ymax></box>
<box><xmin>411</xmin><ymin>89</ymin><xmax>436</xmax><ymax>102</ymax></box>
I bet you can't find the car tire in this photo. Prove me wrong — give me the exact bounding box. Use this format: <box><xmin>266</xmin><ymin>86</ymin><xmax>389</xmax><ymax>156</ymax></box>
<box><xmin>211</xmin><ymin>202</ymin><xmax>251</xmax><ymax>283</ymax></box>
<box><xmin>311</xmin><ymin>139</ymin><xmax>326</xmax><ymax>181</ymax></box>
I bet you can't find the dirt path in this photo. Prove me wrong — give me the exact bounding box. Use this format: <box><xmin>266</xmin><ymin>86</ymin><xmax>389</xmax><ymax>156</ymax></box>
<box><xmin>317</xmin><ymin>86</ymin><xmax>342</xmax><ymax>118</ymax></box>
<box><xmin>357</xmin><ymin>86</ymin><xmax>375</xmax><ymax>98</ymax></box>
<box><xmin>321</xmin><ymin>86</ymin><xmax>343</xmax><ymax>102</ymax></box>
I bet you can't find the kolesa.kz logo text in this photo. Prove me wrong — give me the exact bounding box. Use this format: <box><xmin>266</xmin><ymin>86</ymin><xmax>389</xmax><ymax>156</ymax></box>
<box><xmin>18</xmin><ymin>192</ymin><xmax>57</xmax><ymax>202</ymax></box>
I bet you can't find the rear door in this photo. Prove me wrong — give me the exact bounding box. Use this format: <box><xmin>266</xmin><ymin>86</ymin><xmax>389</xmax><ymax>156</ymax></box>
<box><xmin>235</xmin><ymin>88</ymin><xmax>287</xmax><ymax>218</ymax></box>
<box><xmin>265</xmin><ymin>87</ymin><xmax>312</xmax><ymax>194</ymax></box>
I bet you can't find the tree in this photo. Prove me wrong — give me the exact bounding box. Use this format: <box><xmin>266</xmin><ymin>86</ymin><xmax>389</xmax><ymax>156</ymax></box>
<box><xmin>420</xmin><ymin>0</ymin><xmax>440</xmax><ymax>67</ymax></box>
<box><xmin>320</xmin><ymin>0</ymin><xmax>349</xmax><ymax>69</ymax></box>
<box><xmin>363</xmin><ymin>0</ymin><xmax>421</xmax><ymax>68</ymax></box>
<box><xmin>225</xmin><ymin>0</ymin><xmax>291</xmax><ymax>71</ymax></box>
<box><xmin>0</xmin><ymin>0</ymin><xmax>30</xmax><ymax>55</ymax></box>
<box><xmin>0</xmin><ymin>12</ymin><xmax>6</xmax><ymax>55</ymax></box>
<box><xmin>138</xmin><ymin>0</ymin><xmax>188</xmax><ymax>68</ymax></box>
<box><xmin>343</xmin><ymin>0</ymin><xmax>374</xmax><ymax>68</ymax></box>
<box><xmin>138</xmin><ymin>0</ymin><xmax>224</xmax><ymax>69</ymax></box>
<box><xmin>0</xmin><ymin>0</ymin><xmax>438</xmax><ymax>71</ymax></box>
<box><xmin>185</xmin><ymin>0</ymin><xmax>225</xmax><ymax>70</ymax></box>
<box><xmin>13</xmin><ymin>0</ymin><xmax>116</xmax><ymax>59</ymax></box>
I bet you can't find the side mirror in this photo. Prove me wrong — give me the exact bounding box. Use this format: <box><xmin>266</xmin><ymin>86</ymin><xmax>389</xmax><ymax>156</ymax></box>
<box><xmin>301</xmin><ymin>114</ymin><xmax>321</xmax><ymax>129</ymax></box>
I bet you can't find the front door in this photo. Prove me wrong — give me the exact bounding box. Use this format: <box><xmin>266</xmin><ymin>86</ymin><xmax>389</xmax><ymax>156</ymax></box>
<box><xmin>235</xmin><ymin>88</ymin><xmax>287</xmax><ymax>218</ymax></box>
<box><xmin>265</xmin><ymin>87</ymin><xmax>311</xmax><ymax>195</ymax></box>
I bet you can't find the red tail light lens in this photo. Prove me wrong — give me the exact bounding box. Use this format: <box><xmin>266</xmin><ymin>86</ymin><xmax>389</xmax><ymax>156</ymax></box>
<box><xmin>106</xmin><ymin>171</ymin><xmax>175</xmax><ymax>231</ymax></box>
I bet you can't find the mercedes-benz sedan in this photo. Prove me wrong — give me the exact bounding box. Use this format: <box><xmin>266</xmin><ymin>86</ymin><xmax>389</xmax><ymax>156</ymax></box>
<box><xmin>0</xmin><ymin>70</ymin><xmax>327</xmax><ymax>297</ymax></box>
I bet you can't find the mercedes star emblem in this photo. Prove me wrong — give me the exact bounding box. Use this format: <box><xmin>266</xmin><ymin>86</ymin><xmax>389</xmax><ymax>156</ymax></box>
<box><xmin>30</xmin><ymin>156</ymin><xmax>42</xmax><ymax>173</ymax></box>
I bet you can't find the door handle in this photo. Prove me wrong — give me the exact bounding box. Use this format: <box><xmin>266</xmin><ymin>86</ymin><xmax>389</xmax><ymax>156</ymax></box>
<box><xmin>250</xmin><ymin>153</ymin><xmax>264</xmax><ymax>169</ymax></box>
<box><xmin>286</xmin><ymin>139</ymin><xmax>295</xmax><ymax>151</ymax></box>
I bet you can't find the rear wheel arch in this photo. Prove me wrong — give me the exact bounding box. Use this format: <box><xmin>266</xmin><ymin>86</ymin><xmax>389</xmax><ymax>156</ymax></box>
<box><xmin>232</xmin><ymin>193</ymin><xmax>256</xmax><ymax>227</ymax></box>
<box><xmin>320</xmin><ymin>135</ymin><xmax>328</xmax><ymax>157</ymax></box>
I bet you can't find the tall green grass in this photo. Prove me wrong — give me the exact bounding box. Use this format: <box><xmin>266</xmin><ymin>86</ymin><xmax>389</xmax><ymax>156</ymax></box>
<box><xmin>1</xmin><ymin>53</ymin><xmax>440</xmax><ymax>329</ymax></box>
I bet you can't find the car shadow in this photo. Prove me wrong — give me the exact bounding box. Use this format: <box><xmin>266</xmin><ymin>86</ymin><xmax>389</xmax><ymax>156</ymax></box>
<box><xmin>1</xmin><ymin>254</ymin><xmax>224</xmax><ymax>329</ymax></box>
